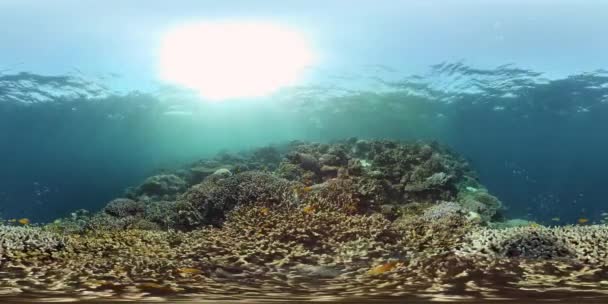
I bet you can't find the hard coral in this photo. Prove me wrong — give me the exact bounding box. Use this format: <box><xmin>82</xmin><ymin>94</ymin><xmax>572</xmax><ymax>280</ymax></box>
<box><xmin>279</xmin><ymin>139</ymin><xmax>486</xmax><ymax>208</ymax></box>
<box><xmin>420</xmin><ymin>201</ymin><xmax>466</xmax><ymax>221</ymax></box>
<box><xmin>212</xmin><ymin>201</ymin><xmax>400</xmax><ymax>267</ymax></box>
<box><xmin>458</xmin><ymin>189</ymin><xmax>502</xmax><ymax>222</ymax></box>
<box><xmin>457</xmin><ymin>225</ymin><xmax>608</xmax><ymax>264</ymax></box>
<box><xmin>394</xmin><ymin>214</ymin><xmax>473</xmax><ymax>255</ymax></box>
<box><xmin>304</xmin><ymin>177</ymin><xmax>386</xmax><ymax>214</ymax></box>
<box><xmin>133</xmin><ymin>174</ymin><xmax>186</xmax><ymax>201</ymax></box>
<box><xmin>0</xmin><ymin>226</ymin><xmax>64</xmax><ymax>265</ymax></box>
<box><xmin>103</xmin><ymin>198</ymin><xmax>145</xmax><ymax>217</ymax></box>
<box><xmin>84</xmin><ymin>198</ymin><xmax>146</xmax><ymax>231</ymax></box>
<box><xmin>177</xmin><ymin>171</ymin><xmax>300</xmax><ymax>228</ymax></box>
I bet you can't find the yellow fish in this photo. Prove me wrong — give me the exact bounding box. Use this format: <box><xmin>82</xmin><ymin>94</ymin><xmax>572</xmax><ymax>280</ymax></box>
<box><xmin>551</xmin><ymin>217</ymin><xmax>560</xmax><ymax>222</ymax></box>
<box><xmin>302</xmin><ymin>204</ymin><xmax>316</xmax><ymax>214</ymax></box>
<box><xmin>259</xmin><ymin>207</ymin><xmax>270</xmax><ymax>216</ymax></box>
<box><xmin>578</xmin><ymin>218</ymin><xmax>589</xmax><ymax>224</ymax></box>
<box><xmin>177</xmin><ymin>267</ymin><xmax>202</xmax><ymax>275</ymax></box>
<box><xmin>368</xmin><ymin>261</ymin><xmax>400</xmax><ymax>275</ymax></box>
<box><xmin>18</xmin><ymin>218</ymin><xmax>30</xmax><ymax>225</ymax></box>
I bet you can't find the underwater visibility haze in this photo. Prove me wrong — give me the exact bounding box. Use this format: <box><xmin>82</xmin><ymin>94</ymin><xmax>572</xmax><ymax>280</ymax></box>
<box><xmin>1</xmin><ymin>0</ymin><xmax>608</xmax><ymax>302</ymax></box>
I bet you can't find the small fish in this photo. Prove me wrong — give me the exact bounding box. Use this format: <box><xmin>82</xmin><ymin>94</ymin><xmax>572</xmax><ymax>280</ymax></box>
<box><xmin>302</xmin><ymin>186</ymin><xmax>314</xmax><ymax>193</ymax></box>
<box><xmin>578</xmin><ymin>218</ymin><xmax>589</xmax><ymax>224</ymax></box>
<box><xmin>138</xmin><ymin>282</ymin><xmax>166</xmax><ymax>289</ymax></box>
<box><xmin>601</xmin><ymin>212</ymin><xmax>608</xmax><ymax>217</ymax></box>
<box><xmin>8</xmin><ymin>219</ymin><xmax>16</xmax><ymax>223</ymax></box>
<box><xmin>465</xmin><ymin>186</ymin><xmax>478</xmax><ymax>192</ymax></box>
<box><xmin>259</xmin><ymin>207</ymin><xmax>270</xmax><ymax>216</ymax></box>
<box><xmin>368</xmin><ymin>261</ymin><xmax>400</xmax><ymax>275</ymax></box>
<box><xmin>18</xmin><ymin>218</ymin><xmax>30</xmax><ymax>225</ymax></box>
<box><xmin>551</xmin><ymin>217</ymin><xmax>560</xmax><ymax>222</ymax></box>
<box><xmin>302</xmin><ymin>204</ymin><xmax>316</xmax><ymax>214</ymax></box>
<box><xmin>177</xmin><ymin>267</ymin><xmax>202</xmax><ymax>275</ymax></box>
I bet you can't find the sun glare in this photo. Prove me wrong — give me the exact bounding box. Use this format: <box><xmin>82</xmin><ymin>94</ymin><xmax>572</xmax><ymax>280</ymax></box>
<box><xmin>158</xmin><ymin>21</ymin><xmax>315</xmax><ymax>100</ymax></box>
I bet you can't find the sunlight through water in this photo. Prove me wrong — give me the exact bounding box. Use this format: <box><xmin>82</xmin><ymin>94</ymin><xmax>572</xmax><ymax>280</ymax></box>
<box><xmin>158</xmin><ymin>21</ymin><xmax>316</xmax><ymax>101</ymax></box>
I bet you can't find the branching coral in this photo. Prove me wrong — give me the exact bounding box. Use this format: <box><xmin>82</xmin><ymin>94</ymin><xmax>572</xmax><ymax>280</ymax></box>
<box><xmin>0</xmin><ymin>226</ymin><xmax>64</xmax><ymax>265</ymax></box>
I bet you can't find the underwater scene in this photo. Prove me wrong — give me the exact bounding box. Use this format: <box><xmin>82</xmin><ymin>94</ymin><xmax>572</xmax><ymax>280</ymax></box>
<box><xmin>1</xmin><ymin>1</ymin><xmax>608</xmax><ymax>303</ymax></box>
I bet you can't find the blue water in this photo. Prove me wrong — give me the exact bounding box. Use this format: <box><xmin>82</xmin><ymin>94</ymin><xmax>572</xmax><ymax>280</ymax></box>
<box><xmin>1</xmin><ymin>63</ymin><xmax>607</xmax><ymax>225</ymax></box>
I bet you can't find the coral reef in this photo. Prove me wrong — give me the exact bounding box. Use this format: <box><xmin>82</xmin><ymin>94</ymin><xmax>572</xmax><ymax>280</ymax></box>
<box><xmin>10</xmin><ymin>138</ymin><xmax>586</xmax><ymax>302</ymax></box>
<box><xmin>41</xmin><ymin>139</ymin><xmax>505</xmax><ymax>233</ymax></box>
